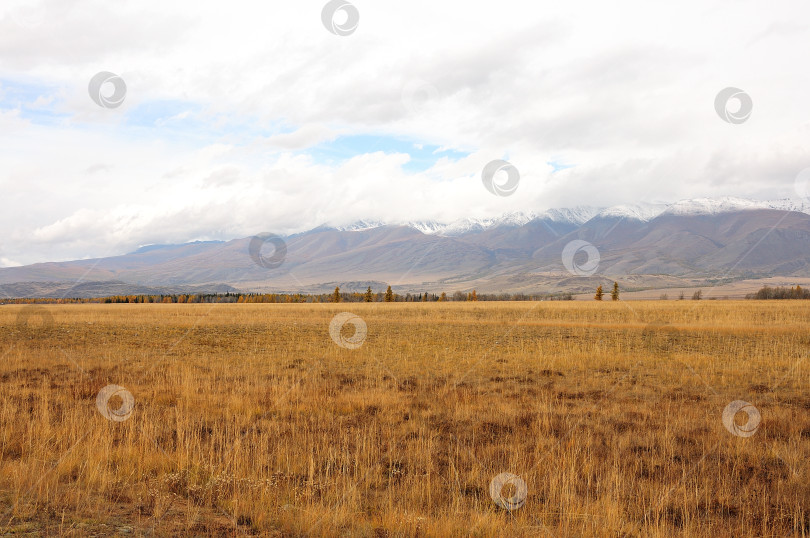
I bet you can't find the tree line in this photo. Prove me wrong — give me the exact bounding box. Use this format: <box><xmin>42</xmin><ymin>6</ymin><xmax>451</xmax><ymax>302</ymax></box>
<box><xmin>7</xmin><ymin>283</ymin><xmax>802</xmax><ymax>304</ymax></box>
<box><xmin>0</xmin><ymin>287</ymin><xmax>574</xmax><ymax>305</ymax></box>
<box><xmin>746</xmin><ymin>285</ymin><xmax>810</xmax><ymax>300</ymax></box>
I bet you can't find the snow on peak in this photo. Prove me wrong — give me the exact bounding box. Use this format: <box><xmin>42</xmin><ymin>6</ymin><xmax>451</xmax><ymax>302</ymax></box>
<box><xmin>428</xmin><ymin>214</ymin><xmax>533</xmax><ymax>236</ymax></box>
<box><xmin>595</xmin><ymin>203</ymin><xmax>668</xmax><ymax>221</ymax></box>
<box><xmin>332</xmin><ymin>198</ymin><xmax>810</xmax><ymax>235</ymax></box>
<box><xmin>334</xmin><ymin>220</ymin><xmax>386</xmax><ymax>232</ymax></box>
<box><xmin>407</xmin><ymin>221</ymin><xmax>446</xmax><ymax>235</ymax></box>
<box><xmin>419</xmin><ymin>209</ymin><xmax>595</xmax><ymax>236</ymax></box>
<box><xmin>536</xmin><ymin>206</ymin><xmax>602</xmax><ymax>225</ymax></box>
<box><xmin>661</xmin><ymin>197</ymin><xmax>810</xmax><ymax>217</ymax></box>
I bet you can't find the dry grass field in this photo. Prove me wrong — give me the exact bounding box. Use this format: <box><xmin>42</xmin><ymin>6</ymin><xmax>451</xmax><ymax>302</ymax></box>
<box><xmin>1</xmin><ymin>301</ymin><xmax>808</xmax><ymax>536</ymax></box>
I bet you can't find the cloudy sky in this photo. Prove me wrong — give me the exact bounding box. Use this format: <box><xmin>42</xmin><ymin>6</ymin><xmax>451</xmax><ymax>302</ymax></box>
<box><xmin>1</xmin><ymin>0</ymin><xmax>809</xmax><ymax>265</ymax></box>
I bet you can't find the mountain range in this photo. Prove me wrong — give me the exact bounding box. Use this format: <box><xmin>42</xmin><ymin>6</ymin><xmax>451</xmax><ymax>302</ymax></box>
<box><xmin>2</xmin><ymin>197</ymin><xmax>810</xmax><ymax>298</ymax></box>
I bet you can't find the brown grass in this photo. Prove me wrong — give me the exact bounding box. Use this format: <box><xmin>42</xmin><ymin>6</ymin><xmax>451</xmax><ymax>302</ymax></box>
<box><xmin>0</xmin><ymin>301</ymin><xmax>808</xmax><ymax>536</ymax></box>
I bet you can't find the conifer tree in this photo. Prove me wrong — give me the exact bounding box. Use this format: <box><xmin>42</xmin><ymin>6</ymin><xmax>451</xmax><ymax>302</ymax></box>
<box><xmin>332</xmin><ymin>286</ymin><xmax>341</xmax><ymax>303</ymax></box>
<box><xmin>364</xmin><ymin>286</ymin><xmax>373</xmax><ymax>302</ymax></box>
<box><xmin>611</xmin><ymin>282</ymin><xmax>619</xmax><ymax>301</ymax></box>
<box><xmin>595</xmin><ymin>285</ymin><xmax>603</xmax><ymax>301</ymax></box>
<box><xmin>384</xmin><ymin>286</ymin><xmax>394</xmax><ymax>302</ymax></box>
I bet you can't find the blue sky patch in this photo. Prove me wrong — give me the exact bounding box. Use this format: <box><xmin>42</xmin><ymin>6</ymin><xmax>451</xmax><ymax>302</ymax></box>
<box><xmin>0</xmin><ymin>78</ymin><xmax>70</xmax><ymax>126</ymax></box>
<box><xmin>548</xmin><ymin>160</ymin><xmax>575</xmax><ymax>173</ymax></box>
<box><xmin>306</xmin><ymin>134</ymin><xmax>469</xmax><ymax>172</ymax></box>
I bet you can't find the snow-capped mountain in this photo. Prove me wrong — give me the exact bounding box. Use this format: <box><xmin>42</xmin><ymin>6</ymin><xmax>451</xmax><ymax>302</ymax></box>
<box><xmin>595</xmin><ymin>203</ymin><xmax>670</xmax><ymax>221</ymax></box>
<box><xmin>661</xmin><ymin>197</ymin><xmax>810</xmax><ymax>217</ymax></box>
<box><xmin>553</xmin><ymin>197</ymin><xmax>810</xmax><ymax>223</ymax></box>
<box><xmin>537</xmin><ymin>206</ymin><xmax>603</xmax><ymax>225</ymax></box>
<box><xmin>433</xmin><ymin>212</ymin><xmax>540</xmax><ymax>236</ymax></box>
<box><xmin>333</xmin><ymin>220</ymin><xmax>387</xmax><ymax>232</ymax></box>
<box><xmin>405</xmin><ymin>221</ymin><xmax>446</xmax><ymax>235</ymax></box>
<box><xmin>333</xmin><ymin>198</ymin><xmax>810</xmax><ymax>237</ymax></box>
<box><xmin>333</xmin><ymin>208</ymin><xmax>601</xmax><ymax>237</ymax></box>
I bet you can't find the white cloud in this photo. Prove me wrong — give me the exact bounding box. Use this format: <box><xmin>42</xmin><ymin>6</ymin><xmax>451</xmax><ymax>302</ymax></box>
<box><xmin>0</xmin><ymin>0</ymin><xmax>809</xmax><ymax>264</ymax></box>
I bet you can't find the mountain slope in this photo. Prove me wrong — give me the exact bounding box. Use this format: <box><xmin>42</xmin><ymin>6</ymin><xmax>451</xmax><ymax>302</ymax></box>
<box><xmin>2</xmin><ymin>199</ymin><xmax>810</xmax><ymax>296</ymax></box>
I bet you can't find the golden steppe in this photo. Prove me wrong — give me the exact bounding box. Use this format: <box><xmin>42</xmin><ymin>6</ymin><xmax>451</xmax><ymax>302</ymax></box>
<box><xmin>1</xmin><ymin>301</ymin><xmax>808</xmax><ymax>536</ymax></box>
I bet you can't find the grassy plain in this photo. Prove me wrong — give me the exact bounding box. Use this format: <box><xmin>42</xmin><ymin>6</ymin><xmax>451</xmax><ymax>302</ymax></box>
<box><xmin>1</xmin><ymin>301</ymin><xmax>808</xmax><ymax>536</ymax></box>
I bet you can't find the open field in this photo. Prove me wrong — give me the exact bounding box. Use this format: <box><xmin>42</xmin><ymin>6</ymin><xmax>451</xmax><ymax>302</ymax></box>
<box><xmin>1</xmin><ymin>302</ymin><xmax>808</xmax><ymax>536</ymax></box>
